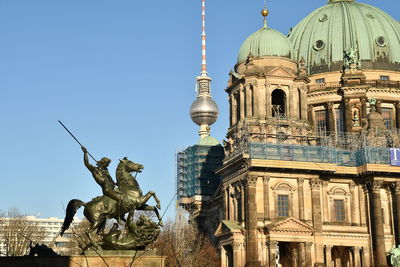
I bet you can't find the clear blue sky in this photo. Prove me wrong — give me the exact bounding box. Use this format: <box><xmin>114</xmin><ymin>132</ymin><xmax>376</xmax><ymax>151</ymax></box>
<box><xmin>1</xmin><ymin>0</ymin><xmax>399</xmax><ymax>220</ymax></box>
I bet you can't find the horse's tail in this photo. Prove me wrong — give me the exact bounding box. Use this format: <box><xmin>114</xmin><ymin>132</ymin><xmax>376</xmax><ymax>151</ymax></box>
<box><xmin>60</xmin><ymin>199</ymin><xmax>85</xmax><ymax>236</ymax></box>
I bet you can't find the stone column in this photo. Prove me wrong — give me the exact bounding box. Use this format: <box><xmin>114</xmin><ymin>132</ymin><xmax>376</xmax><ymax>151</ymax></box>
<box><xmin>229</xmin><ymin>95</ymin><xmax>234</xmax><ymax>127</ymax></box>
<box><xmin>325</xmin><ymin>245</ymin><xmax>332</xmax><ymax>267</ymax></box>
<box><xmin>298</xmin><ymin>178</ymin><xmax>305</xmax><ymax>220</ymax></box>
<box><xmin>352</xmin><ymin>247</ymin><xmax>361</xmax><ymax>267</ymax></box>
<box><xmin>224</xmin><ymin>186</ymin><xmax>229</xmax><ymax>220</ymax></box>
<box><xmin>368</xmin><ymin>180</ymin><xmax>388</xmax><ymax>266</ymax></box>
<box><xmin>310</xmin><ymin>179</ymin><xmax>324</xmax><ymax>265</ymax></box>
<box><xmin>220</xmin><ymin>245</ymin><xmax>227</xmax><ymax>267</ymax></box>
<box><xmin>258</xmin><ymin>82</ymin><xmax>266</xmax><ymax>119</ymax></box>
<box><xmin>264</xmin><ymin>242</ymin><xmax>270</xmax><ymax>266</ymax></box>
<box><xmin>245</xmin><ymin>86</ymin><xmax>251</xmax><ymax>118</ymax></box>
<box><xmin>231</xmin><ymin>94</ymin><xmax>237</xmax><ymax>126</ymax></box>
<box><xmin>308</xmin><ymin>105</ymin><xmax>314</xmax><ymax>126</ymax></box>
<box><xmin>391</xmin><ymin>182</ymin><xmax>400</xmax><ymax>246</ymax></box>
<box><xmin>240</xmin><ymin>87</ymin><xmax>245</xmax><ymax>121</ymax></box>
<box><xmin>300</xmin><ymin>87</ymin><xmax>308</xmax><ymax>121</ymax></box>
<box><xmin>298</xmin><ymin>243</ymin><xmax>306</xmax><ymax>267</ymax></box>
<box><xmin>327</xmin><ymin>102</ymin><xmax>336</xmax><ymax>133</ymax></box>
<box><xmin>291</xmin><ymin>244</ymin><xmax>299</xmax><ymax>267</ymax></box>
<box><xmin>349</xmin><ymin>249</ymin><xmax>354</xmax><ymax>267</ymax></box>
<box><xmin>233</xmin><ymin>243</ymin><xmax>243</xmax><ymax>267</ymax></box>
<box><xmin>359</xmin><ymin>185</ymin><xmax>367</xmax><ymax>226</ymax></box>
<box><xmin>265</xmin><ymin>82</ymin><xmax>272</xmax><ymax>118</ymax></box>
<box><xmin>305</xmin><ymin>242</ymin><xmax>313</xmax><ymax>267</ymax></box>
<box><xmin>263</xmin><ymin>176</ymin><xmax>270</xmax><ymax>221</ymax></box>
<box><xmin>345</xmin><ymin>98</ymin><xmax>353</xmax><ymax>132</ymax></box>
<box><xmin>322</xmin><ymin>181</ymin><xmax>329</xmax><ymax>223</ymax></box>
<box><xmin>245</xmin><ymin>176</ymin><xmax>260</xmax><ymax>267</ymax></box>
<box><xmin>361</xmin><ymin>247</ymin><xmax>371</xmax><ymax>267</ymax></box>
<box><xmin>229</xmin><ymin>186</ymin><xmax>234</xmax><ymax>221</ymax></box>
<box><xmin>350</xmin><ymin>182</ymin><xmax>360</xmax><ymax>226</ymax></box>
<box><xmin>396</xmin><ymin>102</ymin><xmax>400</xmax><ymax>130</ymax></box>
<box><xmin>268</xmin><ymin>241</ymin><xmax>278</xmax><ymax>267</ymax></box>
<box><xmin>289</xmin><ymin>86</ymin><xmax>296</xmax><ymax>120</ymax></box>
<box><xmin>241</xmin><ymin>182</ymin><xmax>246</xmax><ymax>225</ymax></box>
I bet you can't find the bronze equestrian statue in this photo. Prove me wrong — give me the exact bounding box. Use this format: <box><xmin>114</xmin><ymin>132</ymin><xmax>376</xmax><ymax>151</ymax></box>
<box><xmin>60</xmin><ymin>149</ymin><xmax>162</xmax><ymax>249</ymax></box>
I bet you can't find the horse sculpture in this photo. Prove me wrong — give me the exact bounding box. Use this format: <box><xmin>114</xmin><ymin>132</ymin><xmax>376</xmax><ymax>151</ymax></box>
<box><xmin>61</xmin><ymin>157</ymin><xmax>162</xmax><ymax>247</ymax></box>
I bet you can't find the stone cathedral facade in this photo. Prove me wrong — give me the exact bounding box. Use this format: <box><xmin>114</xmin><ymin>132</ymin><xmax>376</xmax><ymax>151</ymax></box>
<box><xmin>192</xmin><ymin>1</ymin><xmax>400</xmax><ymax>266</ymax></box>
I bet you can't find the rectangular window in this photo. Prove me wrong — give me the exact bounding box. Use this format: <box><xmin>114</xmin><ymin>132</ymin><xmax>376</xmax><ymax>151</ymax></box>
<box><xmin>334</xmin><ymin>199</ymin><xmax>345</xmax><ymax>222</ymax></box>
<box><xmin>335</xmin><ymin>108</ymin><xmax>345</xmax><ymax>133</ymax></box>
<box><xmin>382</xmin><ymin>107</ymin><xmax>394</xmax><ymax>130</ymax></box>
<box><xmin>316</xmin><ymin>78</ymin><xmax>325</xmax><ymax>84</ymax></box>
<box><xmin>315</xmin><ymin>110</ymin><xmax>328</xmax><ymax>134</ymax></box>
<box><xmin>277</xmin><ymin>195</ymin><xmax>289</xmax><ymax>217</ymax></box>
<box><xmin>380</xmin><ymin>75</ymin><xmax>390</xmax><ymax>81</ymax></box>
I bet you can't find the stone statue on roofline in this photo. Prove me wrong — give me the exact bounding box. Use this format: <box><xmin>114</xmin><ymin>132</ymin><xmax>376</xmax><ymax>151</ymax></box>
<box><xmin>366</xmin><ymin>98</ymin><xmax>387</xmax><ymax>132</ymax></box>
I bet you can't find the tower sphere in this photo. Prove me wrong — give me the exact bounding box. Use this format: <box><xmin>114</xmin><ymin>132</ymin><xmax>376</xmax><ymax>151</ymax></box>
<box><xmin>289</xmin><ymin>0</ymin><xmax>400</xmax><ymax>74</ymax></box>
<box><xmin>190</xmin><ymin>96</ymin><xmax>219</xmax><ymax>126</ymax></box>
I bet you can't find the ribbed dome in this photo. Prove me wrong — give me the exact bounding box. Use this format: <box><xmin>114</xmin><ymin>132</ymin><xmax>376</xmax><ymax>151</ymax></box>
<box><xmin>288</xmin><ymin>0</ymin><xmax>400</xmax><ymax>74</ymax></box>
<box><xmin>237</xmin><ymin>26</ymin><xmax>294</xmax><ymax>63</ymax></box>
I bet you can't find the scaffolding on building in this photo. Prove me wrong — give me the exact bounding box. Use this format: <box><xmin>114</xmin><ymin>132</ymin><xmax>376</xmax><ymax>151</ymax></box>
<box><xmin>177</xmin><ymin>144</ymin><xmax>224</xmax><ymax>205</ymax></box>
<box><xmin>225</xmin><ymin>122</ymin><xmax>400</xmax><ymax>167</ymax></box>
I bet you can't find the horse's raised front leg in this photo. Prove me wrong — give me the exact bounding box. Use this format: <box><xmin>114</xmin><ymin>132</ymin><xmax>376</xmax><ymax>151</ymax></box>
<box><xmin>141</xmin><ymin>191</ymin><xmax>161</xmax><ymax>210</ymax></box>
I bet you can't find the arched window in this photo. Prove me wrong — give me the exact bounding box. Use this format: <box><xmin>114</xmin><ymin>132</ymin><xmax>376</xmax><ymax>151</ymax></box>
<box><xmin>272</xmin><ymin>182</ymin><xmax>295</xmax><ymax>218</ymax></box>
<box><xmin>328</xmin><ymin>187</ymin><xmax>349</xmax><ymax>223</ymax></box>
<box><xmin>272</xmin><ymin>89</ymin><xmax>286</xmax><ymax>117</ymax></box>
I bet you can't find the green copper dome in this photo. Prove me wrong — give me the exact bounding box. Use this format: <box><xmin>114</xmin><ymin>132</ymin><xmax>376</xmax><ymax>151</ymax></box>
<box><xmin>198</xmin><ymin>136</ymin><xmax>220</xmax><ymax>146</ymax></box>
<box><xmin>288</xmin><ymin>0</ymin><xmax>400</xmax><ymax>74</ymax></box>
<box><xmin>238</xmin><ymin>26</ymin><xmax>294</xmax><ymax>63</ymax></box>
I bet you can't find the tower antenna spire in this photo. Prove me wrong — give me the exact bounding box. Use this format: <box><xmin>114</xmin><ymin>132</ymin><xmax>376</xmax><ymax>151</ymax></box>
<box><xmin>189</xmin><ymin>0</ymin><xmax>219</xmax><ymax>139</ymax></box>
<box><xmin>201</xmin><ymin>0</ymin><xmax>207</xmax><ymax>76</ymax></box>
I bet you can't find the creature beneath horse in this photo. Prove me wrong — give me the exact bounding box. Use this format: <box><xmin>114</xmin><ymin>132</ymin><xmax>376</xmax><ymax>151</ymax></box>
<box><xmin>61</xmin><ymin>155</ymin><xmax>162</xmax><ymax>249</ymax></box>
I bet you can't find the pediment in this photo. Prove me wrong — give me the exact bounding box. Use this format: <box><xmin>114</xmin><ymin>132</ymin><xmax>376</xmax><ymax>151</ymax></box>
<box><xmin>266</xmin><ymin>66</ymin><xmax>296</xmax><ymax>78</ymax></box>
<box><xmin>266</xmin><ymin>217</ymin><xmax>314</xmax><ymax>233</ymax></box>
<box><xmin>215</xmin><ymin>220</ymin><xmax>244</xmax><ymax>237</ymax></box>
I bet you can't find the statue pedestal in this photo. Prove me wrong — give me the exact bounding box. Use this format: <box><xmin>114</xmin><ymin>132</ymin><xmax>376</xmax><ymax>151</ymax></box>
<box><xmin>0</xmin><ymin>250</ymin><xmax>166</xmax><ymax>267</ymax></box>
<box><xmin>72</xmin><ymin>250</ymin><xmax>166</xmax><ymax>267</ymax></box>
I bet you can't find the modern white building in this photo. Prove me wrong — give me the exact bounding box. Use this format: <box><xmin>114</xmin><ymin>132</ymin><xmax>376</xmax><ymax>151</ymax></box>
<box><xmin>0</xmin><ymin>216</ymin><xmax>81</xmax><ymax>256</ymax></box>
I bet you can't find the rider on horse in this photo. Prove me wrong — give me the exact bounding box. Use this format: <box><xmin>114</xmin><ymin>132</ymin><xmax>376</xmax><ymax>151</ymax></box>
<box><xmin>81</xmin><ymin>146</ymin><xmax>123</xmax><ymax>222</ymax></box>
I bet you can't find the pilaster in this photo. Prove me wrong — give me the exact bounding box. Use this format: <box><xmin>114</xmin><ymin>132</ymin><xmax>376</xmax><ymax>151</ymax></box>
<box><xmin>391</xmin><ymin>181</ymin><xmax>400</xmax><ymax>246</ymax></box>
<box><xmin>263</xmin><ymin>176</ymin><xmax>270</xmax><ymax>221</ymax></box>
<box><xmin>298</xmin><ymin>178</ymin><xmax>305</xmax><ymax>220</ymax></box>
<box><xmin>267</xmin><ymin>241</ymin><xmax>278</xmax><ymax>267</ymax></box>
<box><xmin>310</xmin><ymin>179</ymin><xmax>324</xmax><ymax>265</ymax></box>
<box><xmin>325</xmin><ymin>245</ymin><xmax>332</xmax><ymax>267</ymax></box>
<box><xmin>327</xmin><ymin>102</ymin><xmax>335</xmax><ymax>133</ymax></box>
<box><xmin>367</xmin><ymin>180</ymin><xmax>388</xmax><ymax>266</ymax></box>
<box><xmin>350</xmin><ymin>182</ymin><xmax>360</xmax><ymax>225</ymax></box>
<box><xmin>244</xmin><ymin>176</ymin><xmax>260</xmax><ymax>267</ymax></box>
<box><xmin>233</xmin><ymin>242</ymin><xmax>243</xmax><ymax>267</ymax></box>
<box><xmin>351</xmin><ymin>247</ymin><xmax>361</xmax><ymax>267</ymax></box>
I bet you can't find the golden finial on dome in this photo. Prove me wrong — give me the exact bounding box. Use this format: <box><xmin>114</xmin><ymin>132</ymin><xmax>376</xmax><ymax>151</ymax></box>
<box><xmin>261</xmin><ymin>0</ymin><xmax>269</xmax><ymax>27</ymax></box>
